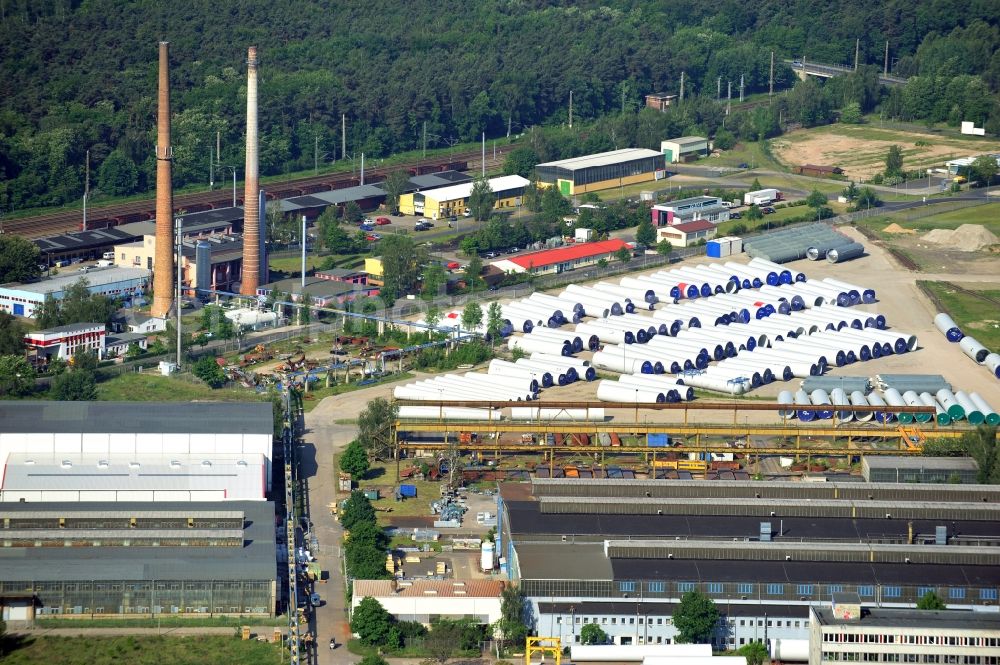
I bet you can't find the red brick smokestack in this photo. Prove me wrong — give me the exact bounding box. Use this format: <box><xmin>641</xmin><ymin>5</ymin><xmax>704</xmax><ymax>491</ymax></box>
<box><xmin>151</xmin><ymin>41</ymin><xmax>175</xmax><ymax>318</ymax></box>
<box><xmin>240</xmin><ymin>46</ymin><xmax>260</xmax><ymax>295</ymax></box>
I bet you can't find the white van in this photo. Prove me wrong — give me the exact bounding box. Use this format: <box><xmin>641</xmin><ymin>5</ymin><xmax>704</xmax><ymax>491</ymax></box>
<box><xmin>102</xmin><ymin>251</ymin><xmax>115</xmax><ymax>260</ymax></box>
<box><xmin>96</xmin><ymin>259</ymin><xmax>114</xmax><ymax>267</ymax></box>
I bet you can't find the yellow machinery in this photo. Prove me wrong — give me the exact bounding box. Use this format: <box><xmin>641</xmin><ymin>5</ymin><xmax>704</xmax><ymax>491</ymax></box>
<box><xmin>526</xmin><ymin>637</ymin><xmax>561</xmax><ymax>665</ymax></box>
<box><xmin>650</xmin><ymin>459</ymin><xmax>709</xmax><ymax>471</ymax></box>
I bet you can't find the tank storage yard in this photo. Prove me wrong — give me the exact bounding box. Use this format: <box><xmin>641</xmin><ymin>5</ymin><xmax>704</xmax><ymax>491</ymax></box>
<box><xmin>391</xmin><ymin>230</ymin><xmax>998</xmax><ymax>478</ymax></box>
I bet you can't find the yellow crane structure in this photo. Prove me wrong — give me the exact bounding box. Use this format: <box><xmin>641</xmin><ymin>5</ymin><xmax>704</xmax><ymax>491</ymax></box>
<box><xmin>526</xmin><ymin>637</ymin><xmax>562</xmax><ymax>665</ymax></box>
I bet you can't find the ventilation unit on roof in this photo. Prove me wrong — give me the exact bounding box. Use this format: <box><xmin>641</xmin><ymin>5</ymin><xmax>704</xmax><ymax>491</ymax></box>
<box><xmin>760</xmin><ymin>522</ymin><xmax>772</xmax><ymax>542</ymax></box>
<box><xmin>935</xmin><ymin>526</ymin><xmax>947</xmax><ymax>545</ymax></box>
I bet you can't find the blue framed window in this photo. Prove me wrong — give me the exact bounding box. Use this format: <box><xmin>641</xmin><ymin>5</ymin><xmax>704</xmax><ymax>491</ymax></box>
<box><xmin>884</xmin><ymin>586</ymin><xmax>902</xmax><ymax>598</ymax></box>
<box><xmin>828</xmin><ymin>585</ymin><xmax>844</xmax><ymax>594</ymax></box>
<box><xmin>949</xmin><ymin>588</ymin><xmax>965</xmax><ymax>600</ymax></box>
<box><xmin>766</xmin><ymin>584</ymin><xmax>784</xmax><ymax>595</ymax></box>
<box><xmin>796</xmin><ymin>584</ymin><xmax>814</xmax><ymax>596</ymax></box>
<box><xmin>737</xmin><ymin>583</ymin><xmax>754</xmax><ymax>595</ymax></box>
<box><xmin>647</xmin><ymin>582</ymin><xmax>665</xmax><ymax>593</ymax></box>
<box><xmin>678</xmin><ymin>582</ymin><xmax>696</xmax><ymax>593</ymax></box>
<box><xmin>858</xmin><ymin>586</ymin><xmax>875</xmax><ymax>597</ymax></box>
<box><xmin>619</xmin><ymin>581</ymin><xmax>636</xmax><ymax>593</ymax></box>
<box><xmin>980</xmin><ymin>588</ymin><xmax>998</xmax><ymax>601</ymax></box>
<box><xmin>707</xmin><ymin>583</ymin><xmax>723</xmax><ymax>594</ymax></box>
<box><xmin>918</xmin><ymin>587</ymin><xmax>935</xmax><ymax>597</ymax></box>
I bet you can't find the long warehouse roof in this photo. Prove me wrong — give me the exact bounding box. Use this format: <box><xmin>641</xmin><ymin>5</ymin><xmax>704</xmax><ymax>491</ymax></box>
<box><xmin>536</xmin><ymin>148</ymin><xmax>663</xmax><ymax>170</ymax></box>
<box><xmin>423</xmin><ymin>174</ymin><xmax>529</xmax><ymax>202</ymax></box>
<box><xmin>0</xmin><ymin>500</ymin><xmax>276</xmax><ymax>582</ymax></box>
<box><xmin>0</xmin><ymin>401</ymin><xmax>273</xmax><ymax>436</ymax></box>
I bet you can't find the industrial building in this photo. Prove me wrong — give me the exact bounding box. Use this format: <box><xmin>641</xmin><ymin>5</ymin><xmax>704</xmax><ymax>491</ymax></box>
<box><xmin>400</xmin><ymin>174</ymin><xmax>530</xmax><ymax>220</ymax></box>
<box><xmin>536</xmin><ymin>149</ymin><xmax>666</xmax><ymax>196</ymax></box>
<box><xmin>0</xmin><ymin>401</ymin><xmax>275</xmax><ymax>496</ymax></box>
<box><xmin>656</xmin><ymin>220</ymin><xmax>718</xmax><ymax>247</ymax></box>
<box><xmin>114</xmin><ymin>232</ymin><xmax>245</xmax><ymax>296</ymax></box>
<box><xmin>496</xmin><ymin>478</ymin><xmax>1000</xmax><ymax>651</ymax></box>
<box><xmin>0</xmin><ymin>266</ymin><xmax>151</xmax><ymax>319</ymax></box>
<box><xmin>490</xmin><ymin>239</ymin><xmax>632</xmax><ymax>276</ymax></box>
<box><xmin>23</xmin><ymin>322</ymin><xmax>106</xmax><ymax>366</ymax></box>
<box><xmin>280</xmin><ymin>184</ymin><xmax>388</xmax><ymax>221</ymax></box>
<box><xmin>809</xmin><ymin>602</ymin><xmax>1000</xmax><ymax>664</ymax></box>
<box><xmin>351</xmin><ymin>580</ymin><xmax>505</xmax><ymax>626</ymax></box>
<box><xmin>256</xmin><ymin>275</ymin><xmax>379</xmax><ymax>307</ymax></box>
<box><xmin>650</xmin><ymin>196</ymin><xmax>730</xmax><ymax>226</ymax></box>
<box><xmin>645</xmin><ymin>92</ymin><xmax>678</xmax><ymax>111</ymax></box>
<box><xmin>861</xmin><ymin>456</ymin><xmax>980</xmax><ymax>484</ymax></box>
<box><xmin>660</xmin><ymin>137</ymin><xmax>709</xmax><ymax>163</ymax></box>
<box><xmin>0</xmin><ymin>500</ymin><xmax>276</xmax><ymax>620</ymax></box>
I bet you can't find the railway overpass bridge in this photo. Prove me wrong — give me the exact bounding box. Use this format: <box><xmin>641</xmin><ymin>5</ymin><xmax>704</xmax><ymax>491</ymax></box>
<box><xmin>786</xmin><ymin>59</ymin><xmax>908</xmax><ymax>86</ymax></box>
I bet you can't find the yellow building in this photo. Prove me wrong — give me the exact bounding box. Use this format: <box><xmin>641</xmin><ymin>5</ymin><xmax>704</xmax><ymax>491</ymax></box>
<box><xmin>364</xmin><ymin>257</ymin><xmax>384</xmax><ymax>285</ymax></box>
<box><xmin>535</xmin><ymin>148</ymin><xmax>665</xmax><ymax>196</ymax></box>
<box><xmin>401</xmin><ymin>175</ymin><xmax>530</xmax><ymax>220</ymax></box>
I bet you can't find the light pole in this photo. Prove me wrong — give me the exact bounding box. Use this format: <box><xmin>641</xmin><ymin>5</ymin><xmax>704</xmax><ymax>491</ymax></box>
<box><xmin>175</xmin><ymin>217</ymin><xmax>183</xmax><ymax>370</ymax></box>
<box><xmin>219</xmin><ymin>165</ymin><xmax>237</xmax><ymax>208</ymax></box>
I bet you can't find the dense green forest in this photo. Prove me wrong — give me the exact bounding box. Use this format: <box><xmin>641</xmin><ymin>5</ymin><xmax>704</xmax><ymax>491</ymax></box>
<box><xmin>0</xmin><ymin>0</ymin><xmax>998</xmax><ymax>211</ymax></box>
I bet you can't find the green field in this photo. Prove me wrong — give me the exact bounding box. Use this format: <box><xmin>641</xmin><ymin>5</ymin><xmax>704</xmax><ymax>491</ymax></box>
<box><xmin>95</xmin><ymin>374</ymin><xmax>263</xmax><ymax>402</ymax></box>
<box><xmin>900</xmin><ymin>202</ymin><xmax>1000</xmax><ymax>234</ymax></box>
<box><xmin>299</xmin><ymin>371</ymin><xmax>413</xmax><ymax>413</ymax></box>
<box><xmin>920</xmin><ymin>282</ymin><xmax>1000</xmax><ymax>349</ymax></box>
<box><xmin>0</xmin><ymin>635</ymin><xmax>282</xmax><ymax>665</ymax></box>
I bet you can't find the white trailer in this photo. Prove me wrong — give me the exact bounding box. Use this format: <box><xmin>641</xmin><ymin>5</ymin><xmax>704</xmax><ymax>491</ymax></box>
<box><xmin>743</xmin><ymin>188</ymin><xmax>781</xmax><ymax>206</ymax></box>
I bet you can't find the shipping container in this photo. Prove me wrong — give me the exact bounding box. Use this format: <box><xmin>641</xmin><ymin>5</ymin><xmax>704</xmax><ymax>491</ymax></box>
<box><xmin>399</xmin><ymin>484</ymin><xmax>417</xmax><ymax>498</ymax></box>
<box><xmin>363</xmin><ymin>488</ymin><xmax>380</xmax><ymax>500</ymax></box>
<box><xmin>647</xmin><ymin>433</ymin><xmax>672</xmax><ymax>447</ymax></box>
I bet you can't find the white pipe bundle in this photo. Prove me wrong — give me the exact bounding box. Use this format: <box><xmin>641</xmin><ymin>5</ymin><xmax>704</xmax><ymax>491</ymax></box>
<box><xmin>596</xmin><ymin>380</ymin><xmax>666</xmax><ymax>403</ymax></box>
<box><xmin>677</xmin><ymin>371</ymin><xmax>750</xmax><ymax>395</ymax></box>
<box><xmin>507</xmin><ymin>335</ymin><xmax>572</xmax><ymax>356</ymax></box>
<box><xmin>487</xmin><ymin>359</ymin><xmax>550</xmax><ymax>387</ymax></box>
<box><xmin>530</xmin><ymin>352</ymin><xmax>592</xmax><ymax>370</ymax></box>
<box><xmin>591</xmin><ymin>349</ymin><xmax>656</xmax><ymax>374</ymax></box>
<box><xmin>444</xmin><ymin>373</ymin><xmax>537</xmax><ymax>399</ymax></box>
<box><xmin>526</xmin><ymin>292</ymin><xmax>585</xmax><ymax>314</ymax></box>
<box><xmin>508</xmin><ymin>407</ymin><xmax>606</xmax><ymax>421</ymax></box>
<box><xmin>397</xmin><ymin>406</ymin><xmax>501</xmax><ymax>420</ymax></box>
<box><xmin>821</xmin><ymin>277</ymin><xmax>876</xmax><ymax>304</ymax></box>
<box><xmin>616</xmin><ymin>374</ymin><xmax>695</xmax><ymax>401</ymax></box>
<box><xmin>850</xmin><ymin>390</ymin><xmax>874</xmax><ymax>422</ymax></box>
<box><xmin>394</xmin><ymin>379</ymin><xmax>502</xmax><ymax>401</ymax></box>
<box><xmin>576</xmin><ymin>321</ymin><xmax>635</xmax><ymax>346</ymax></box>
<box><xmin>513</xmin><ymin>358</ymin><xmax>571</xmax><ymax>383</ymax></box>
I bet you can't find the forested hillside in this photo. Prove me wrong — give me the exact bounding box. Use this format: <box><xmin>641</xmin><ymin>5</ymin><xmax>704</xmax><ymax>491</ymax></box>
<box><xmin>0</xmin><ymin>0</ymin><xmax>998</xmax><ymax>210</ymax></box>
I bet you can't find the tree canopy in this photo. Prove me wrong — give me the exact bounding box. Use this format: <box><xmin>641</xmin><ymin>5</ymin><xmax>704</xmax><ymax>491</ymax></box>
<box><xmin>34</xmin><ymin>279</ymin><xmax>118</xmax><ymax>329</ymax></box>
<box><xmin>672</xmin><ymin>590</ymin><xmax>720</xmax><ymax>643</ymax></box>
<box><xmin>0</xmin><ymin>236</ymin><xmax>41</xmax><ymax>284</ymax></box>
<box><xmin>917</xmin><ymin>591</ymin><xmax>947</xmax><ymax>610</ymax></box>
<box><xmin>339</xmin><ymin>439</ymin><xmax>370</xmax><ymax>481</ymax></box>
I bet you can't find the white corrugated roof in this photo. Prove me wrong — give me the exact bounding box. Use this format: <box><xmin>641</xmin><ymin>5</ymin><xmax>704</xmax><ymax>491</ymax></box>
<box><xmin>536</xmin><ymin>148</ymin><xmax>662</xmax><ymax>170</ymax></box>
<box><xmin>2</xmin><ymin>453</ymin><xmax>264</xmax><ymax>498</ymax></box>
<box><xmin>423</xmin><ymin>175</ymin><xmax>530</xmax><ymax>203</ymax></box>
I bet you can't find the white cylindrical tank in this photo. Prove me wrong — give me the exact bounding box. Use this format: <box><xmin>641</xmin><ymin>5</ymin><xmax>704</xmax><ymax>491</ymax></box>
<box><xmin>777</xmin><ymin>390</ymin><xmax>795</xmax><ymax>418</ymax></box>
<box><xmin>507</xmin><ymin>335</ymin><xmax>572</xmax><ymax>356</ymax></box>
<box><xmin>959</xmin><ymin>336</ymin><xmax>989</xmax><ymax>363</ymax></box>
<box><xmin>769</xmin><ymin>638</ymin><xmax>809</xmax><ymax>662</ymax></box>
<box><xmin>969</xmin><ymin>393</ymin><xmax>1000</xmax><ymax>426</ymax></box>
<box><xmin>596</xmin><ymin>380</ymin><xmax>665</xmax><ymax>403</ymax></box>
<box><xmin>884</xmin><ymin>388</ymin><xmax>911</xmax><ymax>423</ymax></box>
<box><xmin>397</xmin><ymin>406</ymin><xmax>501</xmax><ymax>420</ymax></box>
<box><xmin>850</xmin><ymin>390</ymin><xmax>873</xmax><ymax>422</ymax></box>
<box><xmin>570</xmin><ymin>645</ymin><xmax>712</xmax><ymax>662</ymax></box>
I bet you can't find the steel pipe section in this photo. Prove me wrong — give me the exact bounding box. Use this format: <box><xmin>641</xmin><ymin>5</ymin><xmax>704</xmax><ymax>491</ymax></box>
<box><xmin>969</xmin><ymin>393</ymin><xmax>999</xmax><ymax>426</ymax></box>
<box><xmin>902</xmin><ymin>390</ymin><xmax>933</xmax><ymax>423</ymax></box>
<box><xmin>955</xmin><ymin>391</ymin><xmax>985</xmax><ymax>425</ymax></box>
<box><xmin>596</xmin><ymin>380</ymin><xmax>666</xmax><ymax>403</ymax></box>
<box><xmin>827</xmin><ymin>242</ymin><xmax>865</xmax><ymax>263</ymax></box>
<box><xmin>617</xmin><ymin>374</ymin><xmax>695</xmax><ymax>401</ymax></box>
<box><xmin>509</xmin><ymin>407</ymin><xmax>606</xmax><ymax>421</ymax></box>
<box><xmin>397</xmin><ymin>406</ymin><xmax>502</xmax><ymax>420</ymax></box>
<box><xmin>676</xmin><ymin>371</ymin><xmax>750</xmax><ymax>395</ymax></box>
<box><xmin>985</xmin><ymin>353</ymin><xmax>1000</xmax><ymax>379</ymax></box>
<box><xmin>865</xmin><ymin>391</ymin><xmax>892</xmax><ymax>423</ymax></box>
<box><xmin>591</xmin><ymin>350</ymin><xmax>654</xmax><ymax>375</ymax></box>
<box><xmin>959</xmin><ymin>336</ymin><xmax>990</xmax><ymax>363</ymax></box>
<box><xmin>849</xmin><ymin>391</ymin><xmax>873</xmax><ymax>422</ymax></box>
<box><xmin>526</xmin><ymin>293</ymin><xmax>585</xmax><ymax>314</ymax></box>
<box><xmin>507</xmin><ymin>335</ymin><xmax>573</xmax><ymax>357</ymax></box>
<box><xmin>883</xmin><ymin>388</ymin><xmax>910</xmax><ymax>423</ymax></box>
<box><xmin>918</xmin><ymin>392</ymin><xmax>952</xmax><ymax>426</ymax></box>
<box><xmin>488</xmin><ymin>359</ymin><xmax>549</xmax><ymax>389</ymax></box>
<box><xmin>525</xmin><ymin>328</ymin><xmax>585</xmax><ymax>353</ymax></box>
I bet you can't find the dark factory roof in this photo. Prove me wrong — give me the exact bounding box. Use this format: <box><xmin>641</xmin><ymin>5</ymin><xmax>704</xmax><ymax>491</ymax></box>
<box><xmin>539</xmin><ymin>601</ymin><xmax>810</xmax><ymax>618</ymax></box>
<box><xmin>0</xmin><ymin>401</ymin><xmax>273</xmax><ymax>436</ymax></box>
<box><xmin>502</xmin><ymin>498</ymin><xmax>1000</xmax><ymax>542</ymax></box>
<box><xmin>813</xmin><ymin>607</ymin><xmax>1000</xmax><ymax>630</ymax></box>
<box><xmin>35</xmin><ymin>227</ymin><xmax>136</xmax><ymax>254</ymax></box>
<box><xmin>0</xmin><ymin>501</ymin><xmax>275</xmax><ymax>582</ymax></box>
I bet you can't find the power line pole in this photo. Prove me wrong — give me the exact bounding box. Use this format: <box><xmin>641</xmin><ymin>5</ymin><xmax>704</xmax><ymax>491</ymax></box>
<box><xmin>568</xmin><ymin>90</ymin><xmax>573</xmax><ymax>128</ymax></box>
<box><xmin>854</xmin><ymin>38</ymin><xmax>860</xmax><ymax>71</ymax></box>
<box><xmin>679</xmin><ymin>71</ymin><xmax>685</xmax><ymax>103</ymax></box>
<box><xmin>769</xmin><ymin>51</ymin><xmax>774</xmax><ymax>98</ymax></box>
<box><xmin>209</xmin><ymin>144</ymin><xmax>214</xmax><ymax>189</ymax></box>
<box><xmin>341</xmin><ymin>114</ymin><xmax>346</xmax><ymax>161</ymax></box>
<box><xmin>884</xmin><ymin>41</ymin><xmax>889</xmax><ymax>76</ymax></box>
<box><xmin>314</xmin><ymin>136</ymin><xmax>319</xmax><ymax>174</ymax></box>
<box><xmin>481</xmin><ymin>132</ymin><xmax>486</xmax><ymax>177</ymax></box>
<box><xmin>717</xmin><ymin>77</ymin><xmax>721</xmax><ymax>100</ymax></box>
<box><xmin>422</xmin><ymin>121</ymin><xmax>427</xmax><ymax>158</ymax></box>
<box><xmin>83</xmin><ymin>149</ymin><xmax>89</xmax><ymax>231</ymax></box>
<box><xmin>739</xmin><ymin>74</ymin><xmax>744</xmax><ymax>103</ymax></box>
<box><xmin>621</xmin><ymin>85</ymin><xmax>626</xmax><ymax>114</ymax></box>
<box><xmin>727</xmin><ymin>81</ymin><xmax>732</xmax><ymax>116</ymax></box>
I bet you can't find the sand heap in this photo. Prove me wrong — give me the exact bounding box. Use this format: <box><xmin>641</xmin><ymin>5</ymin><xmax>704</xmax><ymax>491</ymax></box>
<box><xmin>922</xmin><ymin>224</ymin><xmax>999</xmax><ymax>252</ymax></box>
<box><xmin>883</xmin><ymin>223</ymin><xmax>915</xmax><ymax>234</ymax></box>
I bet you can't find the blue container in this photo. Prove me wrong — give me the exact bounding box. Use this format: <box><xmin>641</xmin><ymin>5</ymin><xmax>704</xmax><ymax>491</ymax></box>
<box><xmin>706</xmin><ymin>240</ymin><xmax>723</xmax><ymax>258</ymax></box>
<box><xmin>399</xmin><ymin>484</ymin><xmax>417</xmax><ymax>498</ymax></box>
<box><xmin>647</xmin><ymin>433</ymin><xmax>672</xmax><ymax>447</ymax></box>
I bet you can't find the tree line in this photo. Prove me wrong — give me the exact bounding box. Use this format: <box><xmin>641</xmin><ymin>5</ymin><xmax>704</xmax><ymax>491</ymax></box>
<box><xmin>0</xmin><ymin>1</ymin><xmax>997</xmax><ymax>211</ymax></box>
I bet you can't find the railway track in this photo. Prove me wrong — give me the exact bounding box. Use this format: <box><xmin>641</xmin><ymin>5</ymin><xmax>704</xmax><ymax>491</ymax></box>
<box><xmin>5</xmin><ymin>147</ymin><xmax>504</xmax><ymax>239</ymax></box>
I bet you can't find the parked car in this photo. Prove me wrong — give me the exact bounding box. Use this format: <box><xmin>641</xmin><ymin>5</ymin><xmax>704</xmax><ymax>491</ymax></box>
<box><xmin>366</xmin><ymin>233</ymin><xmax>381</xmax><ymax>242</ymax></box>
<box><xmin>506</xmin><ymin>246</ymin><xmax>520</xmax><ymax>254</ymax></box>
<box><xmin>737</xmin><ymin>162</ymin><xmax>749</xmax><ymax>169</ymax></box>
<box><xmin>310</xmin><ymin>592</ymin><xmax>322</xmax><ymax>607</ymax></box>
<box><xmin>762</xmin><ymin>206</ymin><xmax>776</xmax><ymax>214</ymax></box>
<box><xmin>729</xmin><ymin>212</ymin><xmax>741</xmax><ymax>219</ymax></box>
<box><xmin>446</xmin><ymin>261</ymin><xmax>460</xmax><ymax>270</ymax></box>
<box><xmin>360</xmin><ymin>222</ymin><xmax>375</xmax><ymax>231</ymax></box>
<box><xmin>484</xmin><ymin>251</ymin><xmax>499</xmax><ymax>259</ymax></box>
<box><xmin>414</xmin><ymin>222</ymin><xmax>430</xmax><ymax>232</ymax></box>
<box><xmin>375</xmin><ymin>217</ymin><xmax>392</xmax><ymax>225</ymax></box>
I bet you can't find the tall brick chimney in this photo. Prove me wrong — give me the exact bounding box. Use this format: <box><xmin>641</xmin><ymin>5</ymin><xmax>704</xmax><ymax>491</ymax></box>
<box><xmin>240</xmin><ymin>46</ymin><xmax>260</xmax><ymax>295</ymax></box>
<box><xmin>151</xmin><ymin>41</ymin><xmax>175</xmax><ymax>318</ymax></box>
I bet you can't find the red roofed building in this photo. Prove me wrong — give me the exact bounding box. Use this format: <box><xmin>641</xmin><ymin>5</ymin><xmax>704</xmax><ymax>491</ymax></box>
<box><xmin>490</xmin><ymin>239</ymin><xmax>632</xmax><ymax>275</ymax></box>
<box><xmin>656</xmin><ymin>220</ymin><xmax>717</xmax><ymax>247</ymax></box>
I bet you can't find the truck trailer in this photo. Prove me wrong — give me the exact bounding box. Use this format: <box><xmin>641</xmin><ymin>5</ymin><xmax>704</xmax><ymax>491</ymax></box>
<box><xmin>743</xmin><ymin>188</ymin><xmax>782</xmax><ymax>206</ymax></box>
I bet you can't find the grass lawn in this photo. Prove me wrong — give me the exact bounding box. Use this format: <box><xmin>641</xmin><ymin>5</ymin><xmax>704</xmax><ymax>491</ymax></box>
<box><xmin>268</xmin><ymin>254</ymin><xmax>333</xmax><ymax>274</ymax></box>
<box><xmin>899</xmin><ymin>202</ymin><xmax>1000</xmax><ymax>235</ymax></box>
<box><xmin>919</xmin><ymin>282</ymin><xmax>1000</xmax><ymax>349</ymax></box>
<box><xmin>0</xmin><ymin>635</ymin><xmax>282</xmax><ymax>665</ymax></box>
<box><xmin>95</xmin><ymin>374</ymin><xmax>261</xmax><ymax>402</ymax></box>
<box><xmin>338</xmin><ymin>461</ymin><xmax>443</xmax><ymax>524</ymax></box>
<box><xmin>707</xmin><ymin>141</ymin><xmax>783</xmax><ymax>171</ymax></box>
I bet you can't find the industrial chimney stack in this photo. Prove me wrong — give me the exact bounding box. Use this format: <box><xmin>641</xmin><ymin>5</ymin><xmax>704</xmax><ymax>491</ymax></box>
<box><xmin>240</xmin><ymin>46</ymin><xmax>261</xmax><ymax>295</ymax></box>
<box><xmin>151</xmin><ymin>41</ymin><xmax>175</xmax><ymax>318</ymax></box>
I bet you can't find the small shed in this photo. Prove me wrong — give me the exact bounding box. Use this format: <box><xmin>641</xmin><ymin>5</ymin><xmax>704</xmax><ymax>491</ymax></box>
<box><xmin>795</xmin><ymin>164</ymin><xmax>844</xmax><ymax>177</ymax></box>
